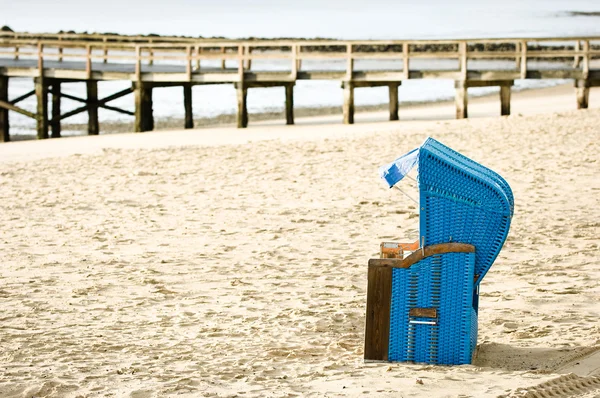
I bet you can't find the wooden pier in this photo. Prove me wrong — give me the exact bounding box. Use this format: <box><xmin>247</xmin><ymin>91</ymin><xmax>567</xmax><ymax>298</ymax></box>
<box><xmin>0</xmin><ymin>32</ymin><xmax>599</xmax><ymax>141</ymax></box>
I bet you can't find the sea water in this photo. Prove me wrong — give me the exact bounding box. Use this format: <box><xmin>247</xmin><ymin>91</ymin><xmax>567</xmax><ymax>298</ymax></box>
<box><xmin>1</xmin><ymin>0</ymin><xmax>598</xmax><ymax>135</ymax></box>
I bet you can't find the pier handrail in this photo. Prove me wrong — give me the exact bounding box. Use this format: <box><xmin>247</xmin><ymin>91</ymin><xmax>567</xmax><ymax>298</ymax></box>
<box><xmin>1</xmin><ymin>30</ymin><xmax>600</xmax><ymax>44</ymax></box>
<box><xmin>0</xmin><ymin>34</ymin><xmax>597</xmax><ymax>81</ymax></box>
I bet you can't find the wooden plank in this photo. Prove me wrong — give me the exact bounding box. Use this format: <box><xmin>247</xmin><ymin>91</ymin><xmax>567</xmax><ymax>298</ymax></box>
<box><xmin>195</xmin><ymin>46</ymin><xmax>201</xmax><ymax>70</ymax></box>
<box><xmin>134</xmin><ymin>82</ymin><xmax>153</xmax><ymax>132</ymax></box>
<box><xmin>59</xmin><ymin>104</ymin><xmax>88</xmax><ymax>120</ymax></box>
<box><xmin>35</xmin><ymin>77</ymin><xmax>49</xmax><ymax>139</ymax></box>
<box><xmin>183</xmin><ymin>83</ymin><xmax>193</xmax><ymax>129</ymax></box>
<box><xmin>148</xmin><ymin>48</ymin><xmax>154</xmax><ymax>66</ymax></box>
<box><xmin>455</xmin><ymin>80</ymin><xmax>467</xmax><ymax>119</ymax></box>
<box><xmin>291</xmin><ymin>45</ymin><xmax>298</xmax><ymax>79</ymax></box>
<box><xmin>135</xmin><ymin>45</ymin><xmax>141</xmax><ymax>81</ymax></box>
<box><xmin>467</xmin><ymin>52</ymin><xmax>520</xmax><ymax>59</ymax></box>
<box><xmin>236</xmin><ymin>83</ymin><xmax>248</xmax><ymax>128</ymax></box>
<box><xmin>51</xmin><ymin>80</ymin><xmax>61</xmax><ymax>138</ymax></box>
<box><xmin>364</xmin><ymin>263</ymin><xmax>392</xmax><ymax>361</ymax></box>
<box><xmin>87</xmin><ymin>80</ymin><xmax>99</xmax><ymax>135</ymax></box>
<box><xmin>98</xmin><ymin>87</ymin><xmax>133</xmax><ymax>104</ymax></box>
<box><xmin>37</xmin><ymin>43</ymin><xmax>44</xmax><ymax>76</ymax></box>
<box><xmin>245</xmin><ymin>45</ymin><xmax>252</xmax><ymax>70</ymax></box>
<box><xmin>0</xmin><ymin>76</ymin><xmax>8</xmax><ymax>142</ymax></box>
<box><xmin>582</xmin><ymin>40</ymin><xmax>590</xmax><ymax>79</ymax></box>
<box><xmin>295</xmin><ymin>45</ymin><xmax>302</xmax><ymax>72</ymax></box>
<box><xmin>403</xmin><ymin>43</ymin><xmax>409</xmax><ymax>79</ymax></box>
<box><xmin>576</xmin><ymin>79</ymin><xmax>590</xmax><ymax>109</ymax></box>
<box><xmin>3</xmin><ymin>32</ymin><xmax>600</xmax><ymax>45</ymax></box>
<box><xmin>520</xmin><ymin>40</ymin><xmax>527</xmax><ymax>79</ymax></box>
<box><xmin>500</xmin><ymin>85</ymin><xmax>511</xmax><ymax>116</ymax></box>
<box><xmin>10</xmin><ymin>89</ymin><xmax>35</xmax><ymax>105</ymax></box>
<box><xmin>186</xmin><ymin>46</ymin><xmax>192</xmax><ymax>81</ymax></box>
<box><xmin>100</xmin><ymin>104</ymin><xmax>134</xmax><ymax>116</ymax></box>
<box><xmin>573</xmin><ymin>40</ymin><xmax>581</xmax><ymax>68</ymax></box>
<box><xmin>0</xmin><ymin>99</ymin><xmax>36</xmax><ymax>119</ymax></box>
<box><xmin>85</xmin><ymin>44</ymin><xmax>92</xmax><ymax>79</ymax></box>
<box><xmin>459</xmin><ymin>41</ymin><xmax>467</xmax><ymax>80</ymax></box>
<box><xmin>237</xmin><ymin>45</ymin><xmax>244</xmax><ymax>82</ymax></box>
<box><xmin>352</xmin><ymin>81</ymin><xmax>402</xmax><ymax>88</ymax></box>
<box><xmin>342</xmin><ymin>81</ymin><xmax>354</xmax><ymax>125</ymax></box>
<box><xmin>285</xmin><ymin>83</ymin><xmax>294</xmax><ymax>125</ymax></box>
<box><xmin>465</xmin><ymin>80</ymin><xmax>514</xmax><ymax>88</ymax></box>
<box><xmin>103</xmin><ymin>38</ymin><xmax>108</xmax><ymax>63</ymax></box>
<box><xmin>346</xmin><ymin>44</ymin><xmax>354</xmax><ymax>80</ymax></box>
<box><xmin>409</xmin><ymin>308</ymin><xmax>438</xmax><ymax>318</ymax></box>
<box><xmin>1</xmin><ymin>35</ymin><xmax>600</xmax><ymax>55</ymax></box>
<box><xmin>388</xmin><ymin>83</ymin><xmax>399</xmax><ymax>121</ymax></box>
<box><xmin>524</xmin><ymin>51</ymin><xmax>587</xmax><ymax>58</ymax></box>
<box><xmin>368</xmin><ymin>243</ymin><xmax>476</xmax><ymax>269</ymax></box>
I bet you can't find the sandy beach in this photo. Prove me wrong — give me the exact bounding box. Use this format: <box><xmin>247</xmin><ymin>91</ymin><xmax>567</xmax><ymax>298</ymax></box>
<box><xmin>0</xmin><ymin>85</ymin><xmax>599</xmax><ymax>397</ymax></box>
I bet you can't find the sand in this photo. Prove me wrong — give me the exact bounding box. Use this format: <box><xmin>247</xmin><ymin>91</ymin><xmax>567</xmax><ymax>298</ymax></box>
<box><xmin>0</xmin><ymin>86</ymin><xmax>599</xmax><ymax>397</ymax></box>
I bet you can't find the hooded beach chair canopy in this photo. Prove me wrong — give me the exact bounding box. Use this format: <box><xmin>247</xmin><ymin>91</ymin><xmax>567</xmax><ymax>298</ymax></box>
<box><xmin>378</xmin><ymin>137</ymin><xmax>513</xmax><ymax>283</ymax></box>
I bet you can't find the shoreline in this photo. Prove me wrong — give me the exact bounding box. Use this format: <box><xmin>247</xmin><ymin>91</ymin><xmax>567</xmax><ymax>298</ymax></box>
<box><xmin>7</xmin><ymin>82</ymin><xmax>577</xmax><ymax>142</ymax></box>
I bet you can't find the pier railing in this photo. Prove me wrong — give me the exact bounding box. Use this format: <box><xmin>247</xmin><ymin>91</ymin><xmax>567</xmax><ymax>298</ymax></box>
<box><xmin>0</xmin><ymin>36</ymin><xmax>599</xmax><ymax>82</ymax></box>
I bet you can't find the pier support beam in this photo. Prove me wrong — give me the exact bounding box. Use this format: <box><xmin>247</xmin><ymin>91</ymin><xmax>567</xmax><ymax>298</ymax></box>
<box><xmin>35</xmin><ymin>77</ymin><xmax>49</xmax><ymax>140</ymax></box>
<box><xmin>0</xmin><ymin>76</ymin><xmax>8</xmax><ymax>142</ymax></box>
<box><xmin>388</xmin><ymin>83</ymin><xmax>400</xmax><ymax>121</ymax></box>
<box><xmin>87</xmin><ymin>80</ymin><xmax>99</xmax><ymax>135</ymax></box>
<box><xmin>456</xmin><ymin>80</ymin><xmax>514</xmax><ymax>119</ymax></box>
<box><xmin>236</xmin><ymin>83</ymin><xmax>248</xmax><ymax>128</ymax></box>
<box><xmin>285</xmin><ymin>83</ymin><xmax>294</xmax><ymax>125</ymax></box>
<box><xmin>575</xmin><ymin>79</ymin><xmax>590</xmax><ymax>110</ymax></box>
<box><xmin>342</xmin><ymin>81</ymin><xmax>354</xmax><ymax>124</ymax></box>
<box><xmin>455</xmin><ymin>81</ymin><xmax>468</xmax><ymax>119</ymax></box>
<box><xmin>500</xmin><ymin>85</ymin><xmax>511</xmax><ymax>116</ymax></box>
<box><xmin>50</xmin><ymin>80</ymin><xmax>61</xmax><ymax>138</ymax></box>
<box><xmin>183</xmin><ymin>83</ymin><xmax>193</xmax><ymax>129</ymax></box>
<box><xmin>134</xmin><ymin>82</ymin><xmax>154</xmax><ymax>132</ymax></box>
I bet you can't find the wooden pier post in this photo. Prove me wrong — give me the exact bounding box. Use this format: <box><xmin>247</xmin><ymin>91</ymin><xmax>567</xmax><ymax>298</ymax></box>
<box><xmin>0</xmin><ymin>76</ymin><xmax>8</xmax><ymax>142</ymax></box>
<box><xmin>51</xmin><ymin>80</ymin><xmax>61</xmax><ymax>138</ymax></box>
<box><xmin>236</xmin><ymin>83</ymin><xmax>248</xmax><ymax>128</ymax></box>
<box><xmin>343</xmin><ymin>81</ymin><xmax>354</xmax><ymax>124</ymax></box>
<box><xmin>455</xmin><ymin>80</ymin><xmax>468</xmax><ymax>119</ymax></box>
<box><xmin>573</xmin><ymin>41</ymin><xmax>581</xmax><ymax>68</ymax></box>
<box><xmin>87</xmin><ymin>80</ymin><xmax>99</xmax><ymax>135</ymax></box>
<box><xmin>500</xmin><ymin>85</ymin><xmax>511</xmax><ymax>116</ymax></box>
<box><xmin>575</xmin><ymin>79</ymin><xmax>590</xmax><ymax>109</ymax></box>
<box><xmin>183</xmin><ymin>83</ymin><xmax>194</xmax><ymax>129</ymax></box>
<box><xmin>35</xmin><ymin>77</ymin><xmax>49</xmax><ymax>139</ymax></box>
<box><xmin>364</xmin><ymin>262</ymin><xmax>392</xmax><ymax>361</ymax></box>
<box><xmin>285</xmin><ymin>83</ymin><xmax>294</xmax><ymax>125</ymax></box>
<box><xmin>134</xmin><ymin>82</ymin><xmax>154</xmax><ymax>132</ymax></box>
<box><xmin>389</xmin><ymin>83</ymin><xmax>400</xmax><ymax>121</ymax></box>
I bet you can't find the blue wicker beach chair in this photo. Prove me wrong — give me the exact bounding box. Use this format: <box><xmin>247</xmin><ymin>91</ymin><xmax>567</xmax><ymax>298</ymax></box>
<box><xmin>364</xmin><ymin>137</ymin><xmax>512</xmax><ymax>365</ymax></box>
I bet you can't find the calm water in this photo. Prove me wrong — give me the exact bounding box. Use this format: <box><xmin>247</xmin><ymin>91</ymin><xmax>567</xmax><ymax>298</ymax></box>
<box><xmin>1</xmin><ymin>0</ymin><xmax>599</xmax><ymax>134</ymax></box>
